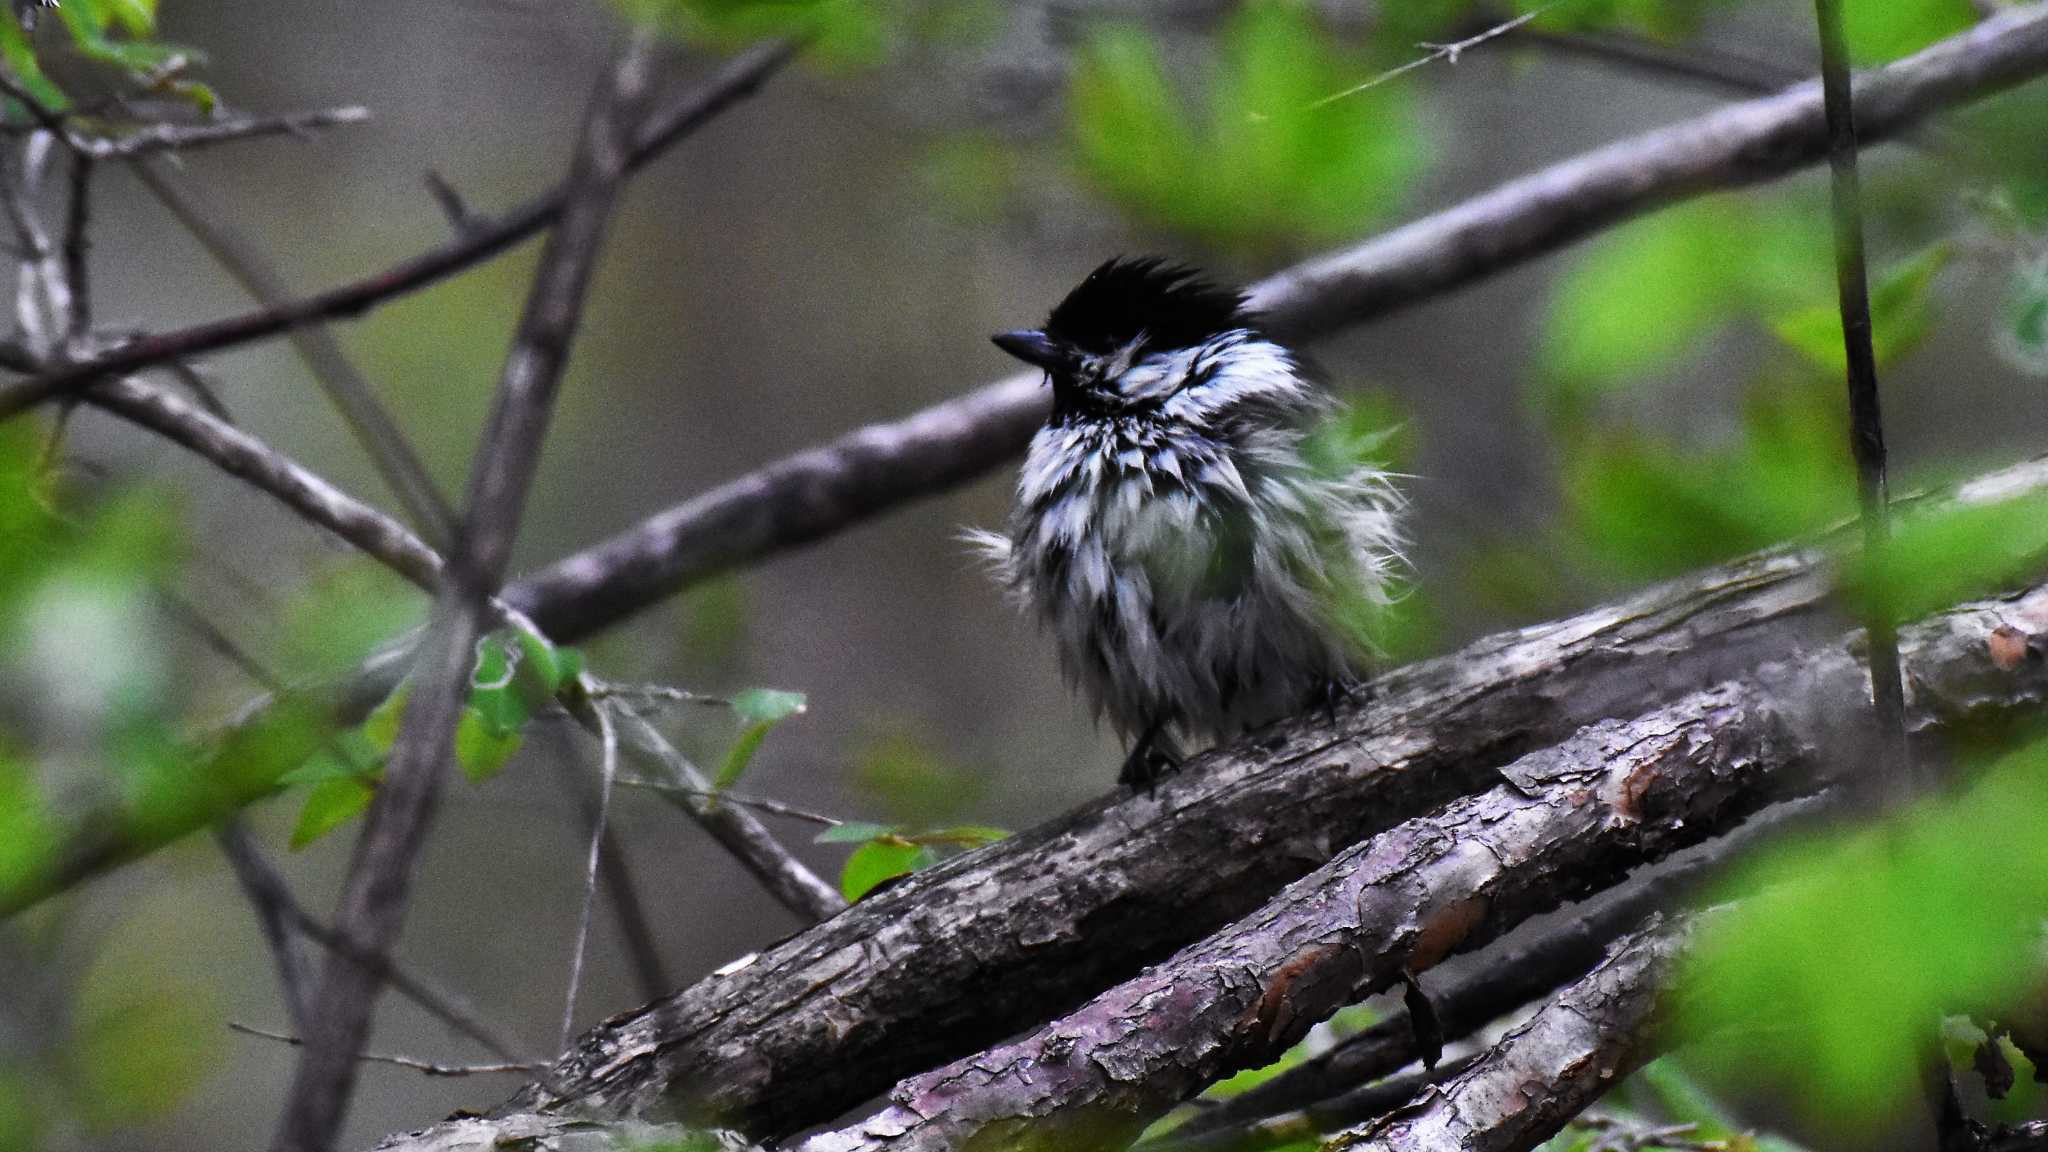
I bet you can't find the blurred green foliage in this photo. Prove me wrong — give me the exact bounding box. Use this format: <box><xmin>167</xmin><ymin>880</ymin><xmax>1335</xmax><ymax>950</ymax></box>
<box><xmin>610</xmin><ymin>0</ymin><xmax>889</xmax><ymax>65</ymax></box>
<box><xmin>1540</xmin><ymin>198</ymin><xmax>1832</xmax><ymax>410</ymax></box>
<box><xmin>1676</xmin><ymin>741</ymin><xmax>2048</xmax><ymax>1129</ymax></box>
<box><xmin>1071</xmin><ymin>1</ymin><xmax>1424</xmax><ymax>252</ymax></box>
<box><xmin>851</xmin><ymin>726</ymin><xmax>984</xmax><ymax>825</ymax></box>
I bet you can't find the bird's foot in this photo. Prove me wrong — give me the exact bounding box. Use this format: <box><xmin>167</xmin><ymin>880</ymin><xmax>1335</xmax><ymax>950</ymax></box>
<box><xmin>1119</xmin><ymin>724</ymin><xmax>1184</xmax><ymax>794</ymax></box>
<box><xmin>1307</xmin><ymin>675</ymin><xmax>1361</xmax><ymax>725</ymax></box>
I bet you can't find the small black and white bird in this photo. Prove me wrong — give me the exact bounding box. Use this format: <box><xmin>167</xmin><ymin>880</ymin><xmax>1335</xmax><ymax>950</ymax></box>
<box><xmin>973</xmin><ymin>257</ymin><xmax>1404</xmax><ymax>788</ymax></box>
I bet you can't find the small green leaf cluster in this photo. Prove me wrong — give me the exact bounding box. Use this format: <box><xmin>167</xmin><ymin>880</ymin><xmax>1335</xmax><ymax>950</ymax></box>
<box><xmin>286</xmin><ymin>626</ymin><xmax>587</xmax><ymax>849</ymax></box>
<box><xmin>1</xmin><ymin>0</ymin><xmax>214</xmax><ymax>115</ymax></box>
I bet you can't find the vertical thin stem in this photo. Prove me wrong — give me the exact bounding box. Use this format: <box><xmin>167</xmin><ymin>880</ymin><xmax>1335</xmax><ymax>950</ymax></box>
<box><xmin>1814</xmin><ymin>0</ymin><xmax>1913</xmax><ymax>797</ymax></box>
<box><xmin>559</xmin><ymin>698</ymin><xmax>620</xmax><ymax>1050</ymax></box>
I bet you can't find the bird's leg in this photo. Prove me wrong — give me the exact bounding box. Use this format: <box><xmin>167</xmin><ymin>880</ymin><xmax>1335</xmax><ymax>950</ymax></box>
<box><xmin>1306</xmin><ymin>675</ymin><xmax>1356</xmax><ymax>726</ymax></box>
<box><xmin>1119</xmin><ymin>719</ymin><xmax>1183</xmax><ymax>792</ymax></box>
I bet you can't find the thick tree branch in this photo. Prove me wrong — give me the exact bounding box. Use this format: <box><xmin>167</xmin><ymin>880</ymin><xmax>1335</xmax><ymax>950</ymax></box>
<box><xmin>437</xmin><ymin>460</ymin><xmax>2048</xmax><ymax>1146</ymax></box>
<box><xmin>507</xmin><ymin>4</ymin><xmax>2048</xmax><ymax>641</ymax></box>
<box><xmin>273</xmin><ymin>37</ymin><xmax>657</xmax><ymax>1152</ymax></box>
<box><xmin>794</xmin><ymin>583</ymin><xmax>2048</xmax><ymax>1152</ymax></box>
<box><xmin>0</xmin><ymin>38</ymin><xmax>800</xmax><ymax>421</ymax></box>
<box><xmin>1166</xmin><ymin>799</ymin><xmax>1825</xmax><ymax>1144</ymax></box>
<box><xmin>1330</xmin><ymin>920</ymin><xmax>1688</xmax><ymax>1152</ymax></box>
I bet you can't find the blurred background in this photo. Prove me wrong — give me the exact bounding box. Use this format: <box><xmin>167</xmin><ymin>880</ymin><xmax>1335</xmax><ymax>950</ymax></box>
<box><xmin>4</xmin><ymin>1</ymin><xmax>2048</xmax><ymax>1149</ymax></box>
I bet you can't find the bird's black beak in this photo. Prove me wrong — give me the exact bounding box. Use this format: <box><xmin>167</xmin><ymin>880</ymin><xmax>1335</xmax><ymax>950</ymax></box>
<box><xmin>992</xmin><ymin>329</ymin><xmax>1073</xmax><ymax>375</ymax></box>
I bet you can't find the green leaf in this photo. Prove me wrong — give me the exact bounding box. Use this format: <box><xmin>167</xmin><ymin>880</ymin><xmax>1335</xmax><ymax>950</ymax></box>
<box><xmin>1565</xmin><ymin>383</ymin><xmax>1854</xmax><ymax>579</ymax></box>
<box><xmin>1771</xmin><ymin>244</ymin><xmax>1952</xmax><ymax>376</ymax></box>
<box><xmin>290</xmin><ymin>774</ymin><xmax>375</xmax><ymax>850</ymax></box>
<box><xmin>1843</xmin><ymin>0</ymin><xmax>1976</xmax><ymax>65</ymax></box>
<box><xmin>852</xmin><ymin>728</ymin><xmax>983</xmax><ymax>824</ymax></box>
<box><xmin>815</xmin><ymin>820</ymin><xmax>899</xmax><ymax>844</ymax></box>
<box><xmin>730</xmin><ymin>687</ymin><xmax>806</xmax><ymax>726</ymax></box>
<box><xmin>0</xmin><ymin>755</ymin><xmax>56</xmax><ymax>898</ymax></box>
<box><xmin>0</xmin><ymin>15</ymin><xmax>70</xmax><ymax>111</ymax></box>
<box><xmin>613</xmin><ymin>0</ymin><xmax>887</xmax><ymax>67</ymax></box>
<box><xmin>96</xmin><ymin>0</ymin><xmax>158</xmax><ymax>36</ymax></box>
<box><xmin>362</xmin><ymin>681</ymin><xmax>411</xmax><ymax>754</ymax></box>
<box><xmin>838</xmin><ymin>837</ymin><xmax>935</xmax><ymax>902</ymax></box>
<box><xmin>1542</xmin><ymin>202</ymin><xmax>1745</xmax><ymax>400</ymax></box>
<box><xmin>1840</xmin><ymin>484</ymin><xmax>2048</xmax><ymax>623</ymax></box>
<box><xmin>468</xmin><ymin>635</ymin><xmax>535</xmax><ymax>737</ymax></box>
<box><xmin>278</xmin><ymin>562</ymin><xmax>420</xmax><ymax>680</ymax></box>
<box><xmin>52</xmin><ymin>2</ymin><xmax>189</xmax><ymax>72</ymax></box>
<box><xmin>453</xmin><ymin>706</ymin><xmax>522</xmax><ymax>784</ymax></box>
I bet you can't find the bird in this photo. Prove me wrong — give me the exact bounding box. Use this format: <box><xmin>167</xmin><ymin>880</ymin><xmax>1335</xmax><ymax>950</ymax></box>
<box><xmin>971</xmin><ymin>256</ymin><xmax>1404</xmax><ymax>788</ymax></box>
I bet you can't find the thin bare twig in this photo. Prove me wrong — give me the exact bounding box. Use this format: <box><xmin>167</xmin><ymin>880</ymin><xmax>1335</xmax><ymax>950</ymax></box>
<box><xmin>59</xmin><ymin>150</ymin><xmax>90</xmax><ymax>349</ymax></box>
<box><xmin>130</xmin><ymin>155</ymin><xmax>456</xmax><ymax>546</ymax></box>
<box><xmin>0</xmin><ymin>38</ymin><xmax>801</xmax><ymax>421</ymax></box>
<box><xmin>230</xmin><ymin>1022</ymin><xmax>543</xmax><ymax>1079</ymax></box>
<box><xmin>217</xmin><ymin>819</ymin><xmax>317</xmax><ymax>1034</ymax></box>
<box><xmin>608</xmin><ymin>703</ymin><xmax>847</xmax><ymax>921</ymax></box>
<box><xmin>1520</xmin><ymin>25</ymin><xmax>1801</xmax><ymax>94</ymax></box>
<box><xmin>547</xmin><ymin>749</ymin><xmax>672</xmax><ymax>1002</ymax></box>
<box><xmin>1812</xmin><ymin>0</ymin><xmax>1915</xmax><ymax>797</ymax></box>
<box><xmin>1330</xmin><ymin>921</ymin><xmax>1689</xmax><ymax>1152</ymax></box>
<box><xmin>616</xmin><ymin>774</ymin><xmax>846</xmax><ymax>828</ymax></box>
<box><xmin>560</xmin><ymin>699</ymin><xmax>621</xmax><ymax>1049</ymax></box>
<box><xmin>66</xmin><ymin>106</ymin><xmax>369</xmax><ymax>158</ymax></box>
<box><xmin>84</xmin><ymin>375</ymin><xmax>444</xmax><ymax>590</ymax></box>
<box><xmin>1305</xmin><ymin>6</ymin><xmax>1552</xmax><ymax>109</ymax></box>
<box><xmin>272</xmin><ymin>34</ymin><xmax>659</xmax><ymax>1152</ymax></box>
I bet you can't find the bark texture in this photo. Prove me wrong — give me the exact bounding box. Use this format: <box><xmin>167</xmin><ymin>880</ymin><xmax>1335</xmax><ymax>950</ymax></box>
<box><xmin>791</xmin><ymin>582</ymin><xmax>2048</xmax><ymax>1152</ymax></box>
<box><xmin>359</xmin><ymin>460</ymin><xmax>2048</xmax><ymax>1152</ymax></box>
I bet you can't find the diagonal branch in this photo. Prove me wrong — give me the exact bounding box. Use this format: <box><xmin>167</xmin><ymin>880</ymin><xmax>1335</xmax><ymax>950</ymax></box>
<box><xmin>1330</xmin><ymin>919</ymin><xmax>1689</xmax><ymax>1152</ymax></box>
<box><xmin>63</xmin><ymin>106</ymin><xmax>371</xmax><ymax>159</ymax></box>
<box><xmin>0</xmin><ymin>38</ymin><xmax>801</xmax><ymax>421</ymax></box>
<box><xmin>272</xmin><ymin>35</ymin><xmax>659</xmax><ymax>1152</ymax></box>
<box><xmin>129</xmin><ymin>155</ymin><xmax>456</xmax><ymax>546</ymax></box>
<box><xmin>506</xmin><ymin>3</ymin><xmax>2048</xmax><ymax>642</ymax></box>
<box><xmin>1162</xmin><ymin>798</ymin><xmax>1827</xmax><ymax>1146</ymax></box>
<box><xmin>85</xmin><ymin>375</ymin><xmax>445</xmax><ymax>589</ymax></box>
<box><xmin>794</xmin><ymin>582</ymin><xmax>2048</xmax><ymax>1152</ymax></box>
<box><xmin>605</xmin><ymin>701</ymin><xmax>847</xmax><ymax>921</ymax></box>
<box><xmin>470</xmin><ymin>460</ymin><xmax>2048</xmax><ymax>1145</ymax></box>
